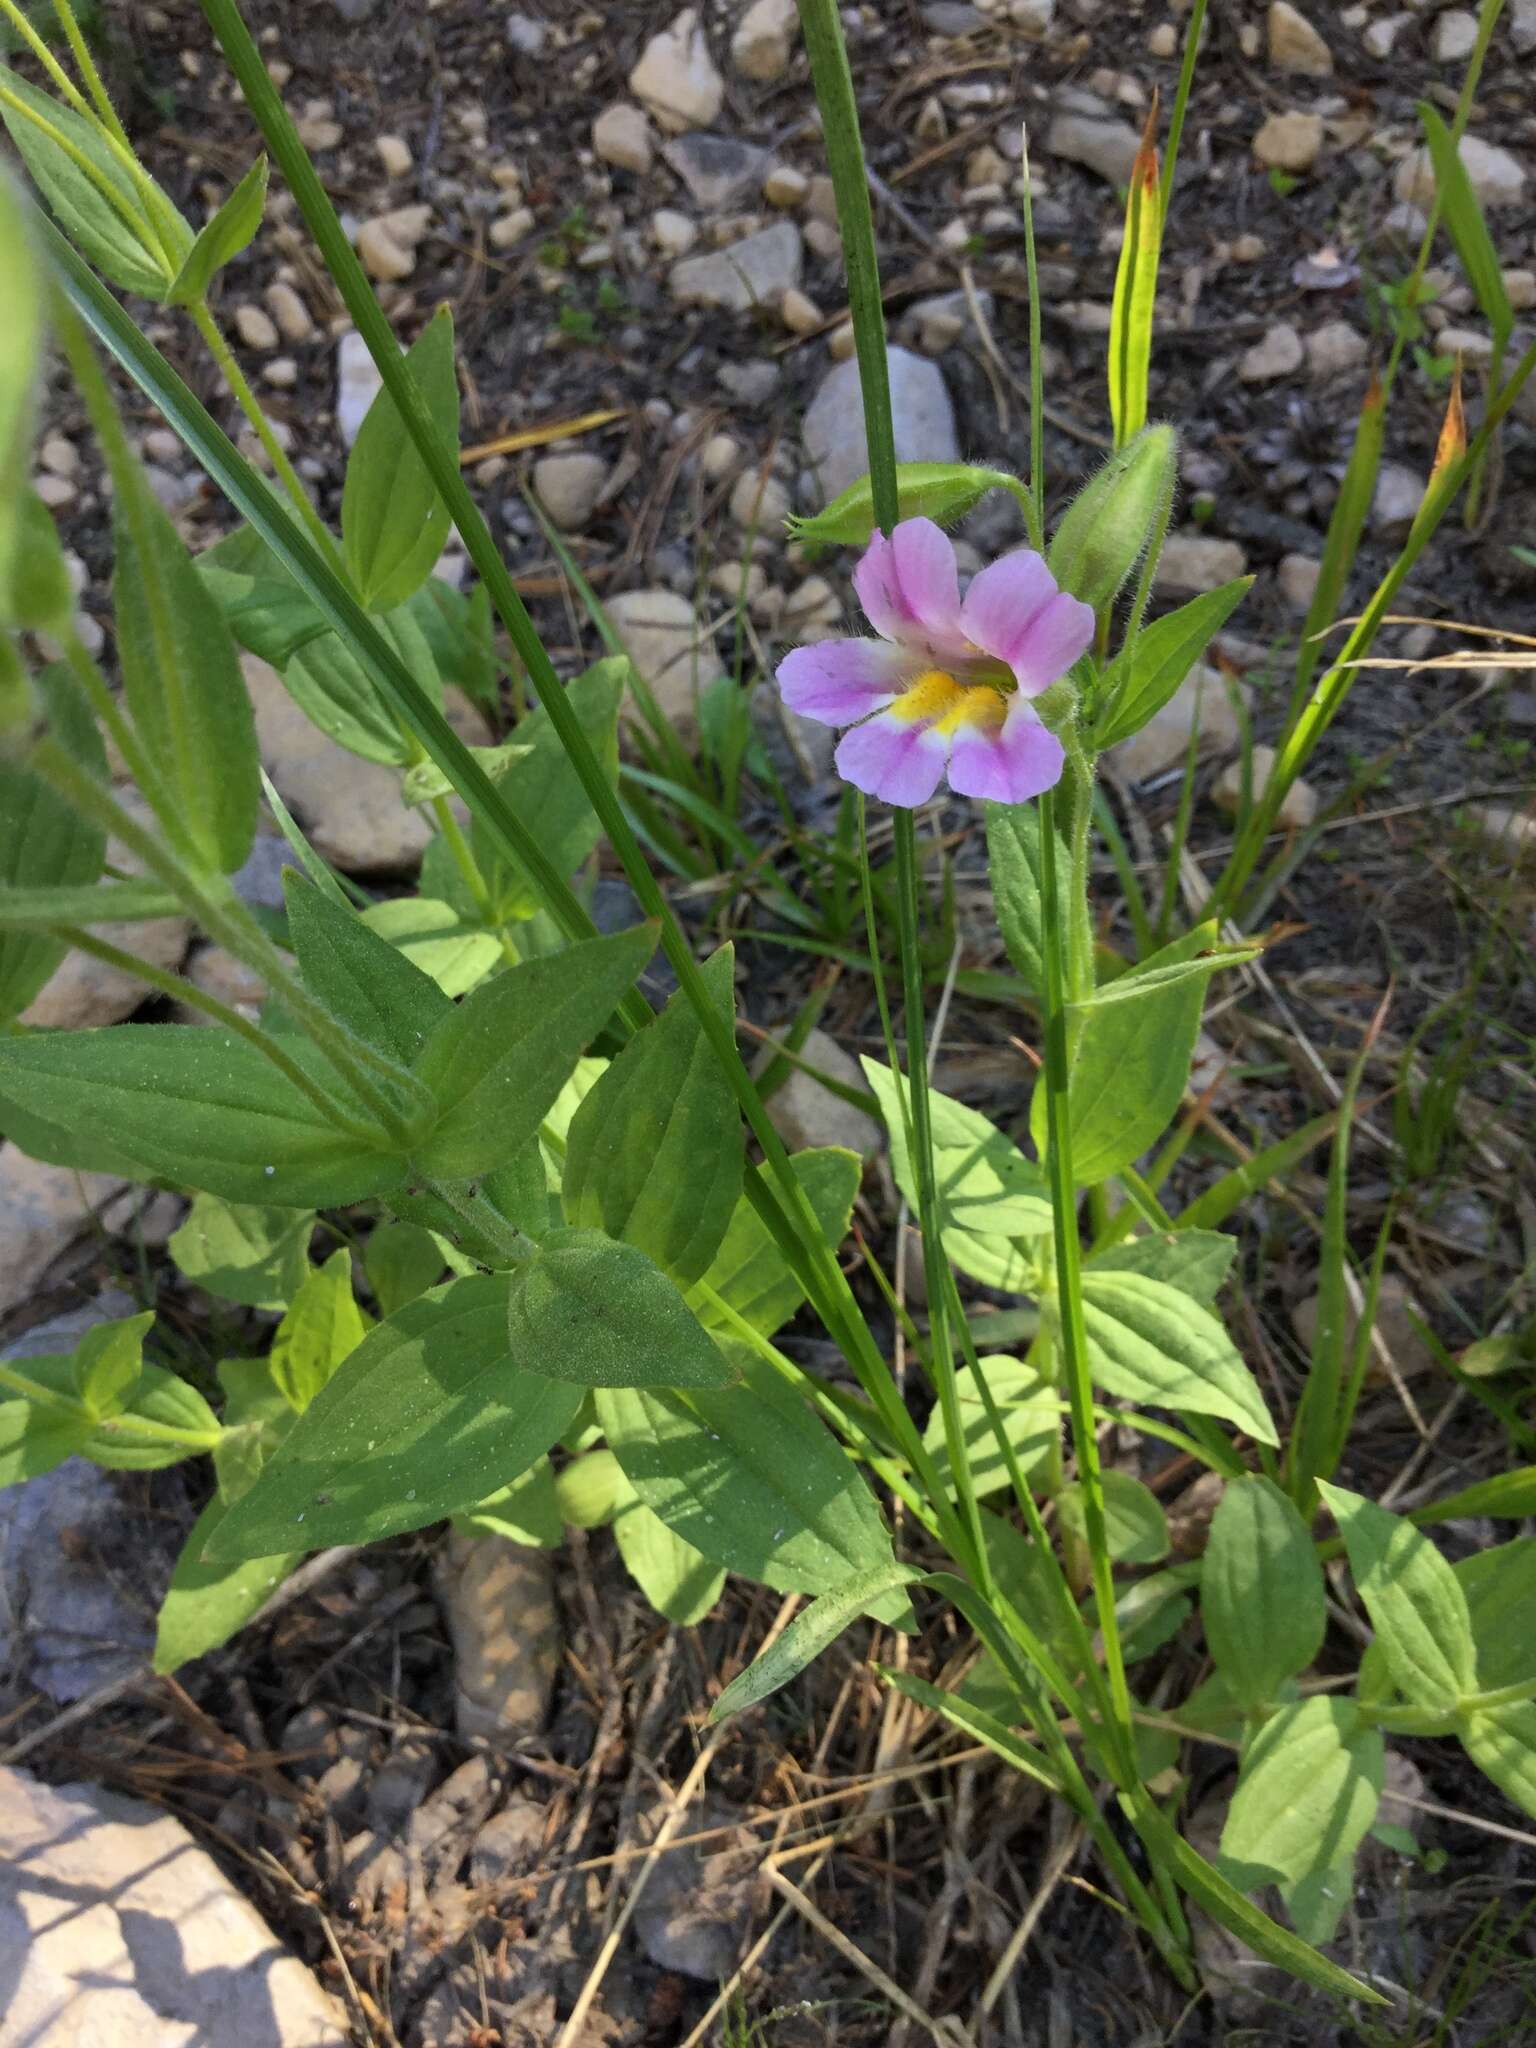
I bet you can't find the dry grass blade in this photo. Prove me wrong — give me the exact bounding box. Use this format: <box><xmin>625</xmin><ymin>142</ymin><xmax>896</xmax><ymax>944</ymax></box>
<box><xmin>458</xmin><ymin>406</ymin><xmax>626</xmax><ymax>463</ymax></box>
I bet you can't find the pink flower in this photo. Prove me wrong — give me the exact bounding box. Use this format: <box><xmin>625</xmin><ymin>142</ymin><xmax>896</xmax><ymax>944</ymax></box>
<box><xmin>775</xmin><ymin>518</ymin><xmax>1094</xmax><ymax>808</ymax></box>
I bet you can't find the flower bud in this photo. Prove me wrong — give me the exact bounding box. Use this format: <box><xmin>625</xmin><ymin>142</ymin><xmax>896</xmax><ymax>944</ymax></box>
<box><xmin>789</xmin><ymin>461</ymin><xmax>1027</xmax><ymax>548</ymax></box>
<box><xmin>1047</xmin><ymin>424</ymin><xmax>1177</xmax><ymax>611</ymax></box>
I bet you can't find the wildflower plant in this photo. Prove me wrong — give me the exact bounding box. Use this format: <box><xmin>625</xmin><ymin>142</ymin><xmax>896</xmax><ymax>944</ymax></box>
<box><xmin>1</xmin><ymin>0</ymin><xmax>1534</xmax><ymax>2013</ymax></box>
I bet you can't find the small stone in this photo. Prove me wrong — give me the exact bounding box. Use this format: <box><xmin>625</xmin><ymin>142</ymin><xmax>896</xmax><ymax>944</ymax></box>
<box><xmin>262</xmin><ymin>356</ymin><xmax>299</xmax><ymax>388</ymax></box>
<box><xmin>0</xmin><ymin>1155</ymin><xmax>129</xmax><ymax>1316</ymax></box>
<box><xmin>607</xmin><ymin>588</ymin><xmax>714</xmax><ymax>735</ymax></box>
<box><xmin>662</xmin><ymin>132</ymin><xmax>769</xmax><ymax>210</ymax></box>
<box><xmin>633</xmin><ymin>1796</ymin><xmax>757</xmax><ymax>1981</ymax></box>
<box><xmin>914</xmin><ymin>93</ymin><xmax>947</xmax><ymax>143</ymax></box>
<box><xmin>731</xmin><ymin>0</ymin><xmax>799</xmax><ymax>80</ymax></box>
<box><xmin>1277</xmin><ymin>553</ymin><xmax>1321</xmax><ymax>612</ymax></box>
<box><xmin>185</xmin><ymin>944</ymin><xmax>266</xmax><ymax>1022</ymax></box>
<box><xmin>804</xmin><ymin>217</ymin><xmax>841</xmax><ymax>260</ymax></box>
<box><xmin>1363</xmin><ymin>12</ymin><xmax>1410</xmax><ymax>56</ymax></box>
<box><xmin>505</xmin><ymin>10</ymin><xmax>546</xmax><ymax>55</ymax></box>
<box><xmin>1046</xmin><ymin>111</ymin><xmax>1142</xmax><ymax>187</ymax></box>
<box><xmin>39</xmin><ymin>433</ymin><xmax>79</xmax><ymax>477</ymax></box>
<box><xmin>1396</xmin><ymin>134</ymin><xmax>1526</xmax><ymax>211</ymax></box>
<box><xmin>1007</xmin><ymin>0</ymin><xmax>1054</xmax><ymax>29</ymax></box>
<box><xmin>335</xmin><ymin>330</ymin><xmax>383</xmax><ymax>446</ymax></box>
<box><xmin>434</xmin><ymin>1533</ymin><xmax>561</xmax><ymax>1745</ymax></box>
<box><xmin>781</xmin><ymin>574</ymin><xmax>840</xmax><ymax>633</ymax></box>
<box><xmin>652</xmin><ymin>207</ymin><xmax>697</xmax><ymax>257</ymax></box>
<box><xmin>0</xmin><ymin>1767</ymin><xmax>349</xmax><ymax>2043</ymax></box>
<box><xmin>718</xmin><ymin>358</ymin><xmax>781</xmax><ymax>406</ymax></box>
<box><xmin>357</xmin><ymin>215</ymin><xmax>414</xmax><ymax>282</ymax></box>
<box><xmin>234</xmin><ymin>302</ymin><xmax>278</xmax><ymax>350</ymax></box>
<box><xmin>33</xmin><ymin>473</ymin><xmax>75</xmax><ymax>510</ymax></box>
<box><xmin>266</xmin><ymin>280</ymin><xmax>314</xmax><ymax>343</ymax></box>
<box><xmin>700</xmin><ymin>432</ymin><xmax>741</xmax><ymax>480</ymax></box>
<box><xmin>1432</xmin><ymin>8</ymin><xmax>1478</xmax><ymax>61</ymax></box>
<box><xmin>669</xmin><ymin>220</ymin><xmax>803</xmax><ymax>311</ymax></box>
<box><xmin>1267</xmin><ymin>1</ymin><xmax>1333</xmax><ymax>74</ymax></box>
<box><xmin>1229</xmin><ymin>231</ymin><xmax>1266</xmax><ymax>262</ymax></box>
<box><xmin>1372</xmin><ymin>460</ymin><xmax>1425</xmax><ymax>534</ymax></box>
<box><xmin>629</xmin><ymin>8</ymin><xmax>725</xmax><ymax>133</ymax></box>
<box><xmin>1512</xmin><ymin>0</ymin><xmax>1536</xmax><ymax>54</ymax></box>
<box><xmin>489</xmin><ymin>206</ymin><xmax>535</xmax><ymax>249</ymax></box>
<box><xmin>730</xmin><ymin>468</ymin><xmax>791</xmax><ymax>532</ymax></box>
<box><xmin>803</xmin><ymin>346</ymin><xmax>958</xmax><ymax>504</ymax></box>
<box><xmin>1252</xmin><ymin>108</ymin><xmax>1323</xmax><ymax>173</ymax></box>
<box><xmin>766</xmin><ymin>1028</ymin><xmax>882</xmax><ymax>1156</ymax></box>
<box><xmin>295</xmin><ymin>98</ymin><xmax>343</xmax><ymax>150</ymax></box>
<box><xmin>375</xmin><ymin>133</ymin><xmax>412</xmax><ymax>177</ymax></box>
<box><xmin>1213</xmin><ymin>744</ymin><xmax>1318</xmax><ymax>828</ymax></box>
<box><xmin>593</xmin><ymin>101</ymin><xmax>655</xmax><ymax>174</ymax></box>
<box><xmin>1239</xmin><ymin>321</ymin><xmax>1304</xmax><ymax>382</ymax></box>
<box><xmin>532</xmin><ymin>449</ymin><xmax>610</xmax><ymax>530</ymax></box>
<box><xmin>1436</xmin><ymin>324</ymin><xmax>1494</xmax><ymax>364</ymax></box>
<box><xmin>1466</xmin><ymin>804</ymin><xmax>1536</xmax><ymax>859</ymax></box>
<box><xmin>764</xmin><ymin>163</ymin><xmax>810</xmax><ymax>208</ymax></box>
<box><xmin>780</xmin><ymin>285</ymin><xmax>822</xmax><ymax>335</ymax></box>
<box><xmin>1292</xmin><ymin>1274</ymin><xmax>1435</xmax><ymax>1382</ymax></box>
<box><xmin>1502</xmin><ymin>268</ymin><xmax>1536</xmax><ymax>310</ymax></box>
<box><xmin>1155</xmin><ymin>532</ymin><xmax>1249</xmax><ymax>594</ymax></box>
<box><xmin>828</xmin><ymin>319</ymin><xmax>856</xmax><ymax>360</ymax></box>
<box><xmin>1112</xmin><ymin>664</ymin><xmax>1243</xmax><ymax>781</ymax></box>
<box><xmin>1148</xmin><ymin>21</ymin><xmax>1177</xmax><ymax>55</ymax></box>
<box><xmin>1305</xmin><ymin>318</ymin><xmax>1369</xmax><ymax>378</ymax></box>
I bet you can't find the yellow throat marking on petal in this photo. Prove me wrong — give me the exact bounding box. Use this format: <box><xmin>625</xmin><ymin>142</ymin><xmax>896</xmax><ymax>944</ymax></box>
<box><xmin>889</xmin><ymin>669</ymin><xmax>1005</xmax><ymax>734</ymax></box>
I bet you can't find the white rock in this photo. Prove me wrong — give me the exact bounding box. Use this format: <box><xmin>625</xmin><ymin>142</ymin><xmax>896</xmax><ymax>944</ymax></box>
<box><xmin>1502</xmin><ymin>268</ymin><xmax>1536</xmax><ymax>311</ymax></box>
<box><xmin>1046</xmin><ymin>111</ymin><xmax>1142</xmax><ymax>186</ymax></box>
<box><xmin>1305</xmin><ymin>317</ymin><xmax>1369</xmax><ymax>378</ymax></box>
<box><xmin>1155</xmin><ymin>532</ymin><xmax>1249</xmax><ymax>594</ymax></box>
<box><xmin>593</xmin><ymin>100</ymin><xmax>655</xmax><ymax>174</ymax></box>
<box><xmin>357</xmin><ymin>214</ymin><xmax>414</xmax><ymax>281</ymax></box>
<box><xmin>652</xmin><ymin>207</ymin><xmax>697</xmax><ymax>256</ymax></box>
<box><xmin>1148</xmin><ymin>22</ymin><xmax>1178</xmax><ymax>56</ymax></box>
<box><xmin>1436</xmin><ymin>324</ymin><xmax>1494</xmax><ymax>364</ymax></box>
<box><xmin>1467</xmin><ymin>803</ymin><xmax>1536</xmax><ymax>859</ymax></box>
<box><xmin>629</xmin><ymin>8</ymin><xmax>725</xmax><ymax>133</ymax></box>
<box><xmin>765</xmin><ymin>1028</ymin><xmax>881</xmax><ymax>1157</ymax></box>
<box><xmin>731</xmin><ymin>0</ymin><xmax>799</xmax><ymax>80</ymax></box>
<box><xmin>184</xmin><ymin>943</ymin><xmax>267</xmax><ymax>1021</ymax></box>
<box><xmin>669</xmin><ymin>220</ymin><xmax>803</xmax><ymax>310</ymax></box>
<box><xmin>1111</xmin><ymin>664</ymin><xmax>1243</xmax><ymax>781</ymax></box>
<box><xmin>607</xmin><ymin>588</ymin><xmax>714</xmax><ymax>735</ymax></box>
<box><xmin>38</xmin><ymin>432</ymin><xmax>78</xmax><ymax>477</ymax></box>
<box><xmin>375</xmin><ymin>132</ymin><xmax>412</xmax><ymax>177</ymax></box>
<box><xmin>1432</xmin><ymin>8</ymin><xmax>1478</xmax><ymax>60</ymax></box>
<box><xmin>1291</xmin><ymin>1274</ymin><xmax>1435</xmax><ymax>1381</ymax></box>
<box><xmin>1252</xmin><ymin>108</ymin><xmax>1323</xmax><ymax>172</ymax></box>
<box><xmin>0</xmin><ymin>1766</ymin><xmax>347</xmax><ymax>2043</ymax></box>
<box><xmin>32</xmin><ymin>474</ymin><xmax>75</xmax><ymax>511</ymax></box>
<box><xmin>266</xmin><ymin>279</ymin><xmax>314</xmax><ymax>343</ymax></box>
<box><xmin>780</xmin><ymin>285</ymin><xmax>822</xmax><ymax>335</ymax></box>
<box><xmin>234</xmin><ymin>302</ymin><xmax>278</xmax><ymax>350</ymax></box>
<box><xmin>489</xmin><ymin>206</ymin><xmax>535</xmax><ymax>249</ymax></box>
<box><xmin>1277</xmin><ymin>552</ymin><xmax>1321</xmax><ymax>612</ymax></box>
<box><xmin>1363</xmin><ymin>12</ymin><xmax>1410</xmax><ymax>56</ymax></box>
<box><xmin>731</xmin><ymin>469</ymin><xmax>791</xmax><ymax>531</ymax></box>
<box><xmin>764</xmin><ymin>163</ymin><xmax>810</xmax><ymax>208</ymax></box>
<box><xmin>662</xmin><ymin>132</ymin><xmax>769</xmax><ymax>209</ymax></box>
<box><xmin>1239</xmin><ymin>321</ymin><xmax>1304</xmax><ymax>382</ymax></box>
<box><xmin>335</xmin><ymin>329</ymin><xmax>383</xmax><ymax>447</ymax></box>
<box><xmin>1267</xmin><ymin>1</ymin><xmax>1333</xmax><ymax>74</ymax></box>
<box><xmin>0</xmin><ymin>1154</ymin><xmax>129</xmax><ymax>1316</ymax></box>
<box><xmin>1396</xmin><ymin>133</ymin><xmax>1526</xmax><ymax>211</ymax></box>
<box><xmin>700</xmin><ymin>432</ymin><xmax>741</xmax><ymax>480</ymax></box>
<box><xmin>1213</xmin><ymin>744</ymin><xmax>1318</xmax><ymax>827</ymax></box>
<box><xmin>1372</xmin><ymin>460</ymin><xmax>1425</xmax><ymax>533</ymax></box>
<box><xmin>532</xmin><ymin>449</ymin><xmax>609</xmax><ymax>530</ymax></box>
<box><xmin>1512</xmin><ymin>0</ymin><xmax>1536</xmax><ymax>54</ymax></box>
<box><xmin>803</xmin><ymin>346</ymin><xmax>958</xmax><ymax>504</ymax></box>
<box><xmin>1007</xmin><ymin>0</ymin><xmax>1054</xmax><ymax>29</ymax></box>
<box><xmin>434</xmin><ymin>1533</ymin><xmax>561</xmax><ymax>1744</ymax></box>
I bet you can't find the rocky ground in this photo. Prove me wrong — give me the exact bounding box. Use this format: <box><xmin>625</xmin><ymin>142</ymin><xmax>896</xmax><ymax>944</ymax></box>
<box><xmin>4</xmin><ymin>0</ymin><xmax>1536</xmax><ymax>2042</ymax></box>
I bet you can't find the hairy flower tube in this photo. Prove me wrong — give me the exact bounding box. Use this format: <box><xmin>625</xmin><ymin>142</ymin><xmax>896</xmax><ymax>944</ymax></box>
<box><xmin>775</xmin><ymin>517</ymin><xmax>1094</xmax><ymax>807</ymax></box>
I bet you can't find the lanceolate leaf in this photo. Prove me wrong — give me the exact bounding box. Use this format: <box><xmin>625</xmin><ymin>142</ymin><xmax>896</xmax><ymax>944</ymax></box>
<box><xmin>153</xmin><ymin>1495</ymin><xmax>301</xmax><ymax>1674</ymax></box>
<box><xmin>563</xmin><ymin>946</ymin><xmax>742</xmax><ymax>1287</ymax></box>
<box><xmin>1108</xmin><ymin>106</ymin><xmax>1162</xmax><ymax>447</ymax></box>
<box><xmin>0</xmin><ymin>1026</ymin><xmax>407</xmax><ymax>1207</ymax></box>
<box><xmin>0</xmin><ymin>663</ymin><xmax>105</xmax><ymax>1022</ymax></box>
<box><xmin>508</xmin><ymin>1230</ymin><xmax>733</xmax><ymax>1389</ymax></box>
<box><xmin>985</xmin><ymin>801</ymin><xmax>1085</xmax><ymax>1000</ymax></box>
<box><xmin>691</xmin><ymin>1148</ymin><xmax>861</xmax><ymax>1339</ymax></box>
<box><xmin>281</xmin><ymin>601</ymin><xmax>442</xmax><ymax>766</ymax></box>
<box><xmin>1201</xmin><ymin>1476</ymin><xmax>1326</xmax><ymax>1708</ymax></box>
<box><xmin>1086</xmin><ymin>1227</ymin><xmax>1236</xmax><ymax>1307</ymax></box>
<box><xmin>206</xmin><ymin>1275</ymin><xmax>584</xmax><ymax>1558</ymax></box>
<box><xmin>1092</xmin><ymin>579</ymin><xmax>1252</xmax><ymax>752</ymax></box>
<box><xmin>1071</xmin><ymin>1269</ymin><xmax>1277</xmax><ymax>1444</ymax></box>
<box><xmin>169</xmin><ymin>1195</ymin><xmax>315</xmax><ymax>1311</ymax></box>
<box><xmin>167</xmin><ymin>154</ymin><xmax>269</xmax><ymax>305</ymax></box>
<box><xmin>268</xmin><ymin>1248</ymin><xmax>368</xmax><ymax>1413</ymax></box>
<box><xmin>709</xmin><ymin>1561</ymin><xmax>919</xmax><ymax>1721</ymax></box>
<box><xmin>342</xmin><ymin>305</ymin><xmax>460</xmax><ymax>613</ymax></box>
<box><xmin>1462</xmin><ymin>1704</ymin><xmax>1536</xmax><ymax>1819</ymax></box>
<box><xmin>284</xmin><ymin>871</ymin><xmax>450</xmax><ymax>1069</ymax></box>
<box><xmin>1221</xmin><ymin>1696</ymin><xmax>1384</xmax><ymax>1890</ymax></box>
<box><xmin>1417</xmin><ymin>105</ymin><xmax>1514</xmax><ymax>350</ymax></box>
<box><xmin>614</xmin><ymin>1498</ymin><xmax>725</xmax><ymax>1627</ymax></box>
<box><xmin>922</xmin><ymin>1355</ymin><xmax>1057</xmax><ymax>1502</ymax></box>
<box><xmin>1319</xmin><ymin>1482</ymin><xmax>1477</xmax><ymax>1711</ymax></box>
<box><xmin>862</xmin><ymin>1056</ymin><xmax>1052</xmax><ymax>1238</ymax></box>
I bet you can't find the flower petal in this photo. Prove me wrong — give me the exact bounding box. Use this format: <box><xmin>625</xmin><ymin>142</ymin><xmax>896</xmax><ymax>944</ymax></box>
<box><xmin>777</xmin><ymin>638</ymin><xmax>907</xmax><ymax>727</ymax></box>
<box><xmin>957</xmin><ymin>548</ymin><xmax>1059</xmax><ymax>666</ymax></box>
<box><xmin>852</xmin><ymin>517</ymin><xmax>965</xmax><ymax>654</ymax></box>
<box><xmin>946</xmin><ymin>699</ymin><xmax>1065</xmax><ymax>804</ymax></box>
<box><xmin>835</xmin><ymin>713</ymin><xmax>950</xmax><ymax>808</ymax></box>
<box><xmin>1008</xmin><ymin>589</ymin><xmax>1096</xmax><ymax>694</ymax></box>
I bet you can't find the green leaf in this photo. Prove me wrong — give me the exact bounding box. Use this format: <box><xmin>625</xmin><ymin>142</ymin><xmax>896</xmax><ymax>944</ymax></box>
<box><xmin>0</xmin><ymin>1382</ymin><xmax>91</xmax><ymax>1484</ymax></box>
<box><xmin>169</xmin><ymin>1194</ymin><xmax>316</xmax><ymax>1310</ymax></box>
<box><xmin>5</xmin><ymin>484</ymin><xmax>74</xmax><ymax>631</ymax></box>
<box><xmin>1319</xmin><ymin>1482</ymin><xmax>1476</xmax><ymax>1711</ymax></box>
<box><xmin>0</xmin><ymin>664</ymin><xmax>106</xmax><ymax>1023</ymax></box>
<box><xmin>281</xmin><ymin>604</ymin><xmax>440</xmax><ymax>766</ymax></box>
<box><xmin>342</xmin><ymin>306</ymin><xmax>460</xmax><ymax>613</ymax></box>
<box><xmin>1071</xmin><ymin>1270</ymin><xmax>1278</xmax><ymax>1444</ymax></box>
<box><xmin>1457</xmin><ymin>1540</ymin><xmax>1536</xmax><ymax>1689</ymax></box>
<box><xmin>212</xmin><ymin>1355</ymin><xmax>295</xmax><ymax>1506</ymax></box>
<box><xmin>206</xmin><ymin>1275</ymin><xmax>584</xmax><ymax>1557</ymax></box>
<box><xmin>1032</xmin><ymin>922</ymin><xmax>1234</xmax><ymax>1184</ymax></box>
<box><xmin>411</xmin><ymin>923</ymin><xmax>656</xmax><ymax>1180</ymax></box>
<box><xmin>508</xmin><ymin>1229</ymin><xmax>732</xmax><ymax>1389</ymax></box>
<box><xmin>0</xmin><ymin>164</ymin><xmax>44</xmax><ymax>612</ymax></box>
<box><xmin>921</xmin><ymin>1354</ymin><xmax>1058</xmax><ymax>1502</ymax></box>
<box><xmin>153</xmin><ymin>1495</ymin><xmax>300</xmax><ymax>1673</ymax></box>
<box><xmin>82</xmin><ymin>1360</ymin><xmax>220</xmax><ymax>1470</ymax></box>
<box><xmin>454</xmin><ymin>1457</ymin><xmax>563</xmax><ymax>1548</ymax></box>
<box><xmin>363</xmin><ymin>1220</ymin><xmax>445</xmax><ymax>1319</ymax></box>
<box><xmin>166</xmin><ymin>154</ymin><xmax>268</xmax><ymax>305</ymax></box>
<box><xmin>985</xmin><ymin>801</ymin><xmax>1084</xmax><ymax>1000</ymax></box>
<box><xmin>268</xmin><ymin>1249</ymin><xmax>367</xmax><ymax>1413</ymax></box>
<box><xmin>1279</xmin><ymin>1856</ymin><xmax>1355</xmax><ymax>1948</ymax></box>
<box><xmin>861</xmin><ymin>1056</ymin><xmax>1053</xmax><ymax>1240</ymax></box>
<box><xmin>615</xmin><ymin>1496</ymin><xmax>726</xmax><ymax>1626</ymax></box>
<box><xmin>284</xmin><ymin>871</ymin><xmax>450</xmax><ymax>1068</ymax></box>
<box><xmin>786</xmin><ymin>461</ymin><xmax>1024</xmax><ymax>548</ymax></box>
<box><xmin>0</xmin><ymin>67</ymin><xmax>190</xmax><ymax>297</ymax></box>
<box><xmin>1417</xmin><ymin>105</ymin><xmax>1514</xmax><ymax>348</ymax></box>
<box><xmin>1412</xmin><ymin>1466</ymin><xmax>1536</xmax><ymax>1526</ymax></box>
<box><xmin>385</xmin><ymin>1137</ymin><xmax>553</xmax><ymax>1265</ymax></box>
<box><xmin>709</xmin><ymin>1561</ymin><xmax>920</xmax><ymax>1721</ymax></box>
<box><xmin>196</xmin><ymin>524</ymin><xmax>328</xmax><ymax>669</ymax></box>
<box><xmin>1462</xmin><ymin>1704</ymin><xmax>1536</xmax><ymax>1819</ymax></box>
<box><xmin>598</xmin><ymin>1364</ymin><xmax>895</xmax><ymax>1596</ymax></box>
<box><xmin>1060</xmin><ymin>1468</ymin><xmax>1169</xmax><ymax>1564</ymax></box>
<box><xmin>1202</xmin><ymin>1476</ymin><xmax>1325</xmax><ymax>1708</ymax></box>
<box><xmin>0</xmin><ymin>1025</ymin><xmax>407</xmax><ymax>1208</ymax></box>
<box><xmin>555</xmin><ymin>1447</ymin><xmax>627</xmax><ymax>1528</ymax></box>
<box><xmin>563</xmin><ymin>946</ymin><xmax>742</xmax><ymax>1286</ymax></box>
<box><xmin>692</xmin><ymin>1148</ymin><xmax>860</xmax><ymax>1340</ymax></box>
<box><xmin>358</xmin><ymin>896</ymin><xmax>501</xmax><ymax>998</ymax></box>
<box><xmin>884</xmin><ymin>1667</ymin><xmax>1063</xmax><ymax>1791</ymax></box>
<box><xmin>1221</xmin><ymin>1697</ymin><xmax>1384</xmax><ymax>1891</ymax></box>
<box><xmin>112</xmin><ymin>443</ymin><xmax>259</xmax><ymax>872</ymax></box>
<box><xmin>1092</xmin><ymin>580</ymin><xmax>1253</xmax><ymax>751</ymax></box>
<box><xmin>1086</xmin><ymin>1228</ymin><xmax>1236</xmax><ymax>1308</ymax></box>
<box><xmin>72</xmin><ymin>1310</ymin><xmax>152</xmax><ymax>1415</ymax></box>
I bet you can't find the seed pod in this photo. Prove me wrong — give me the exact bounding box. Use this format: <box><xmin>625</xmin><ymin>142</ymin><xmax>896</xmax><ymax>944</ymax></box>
<box><xmin>1047</xmin><ymin>424</ymin><xmax>1177</xmax><ymax>610</ymax></box>
<box><xmin>789</xmin><ymin>461</ymin><xmax>1027</xmax><ymax>548</ymax></box>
